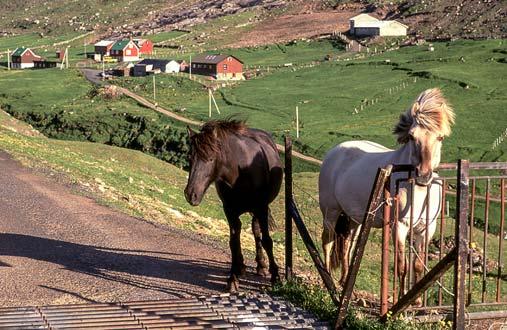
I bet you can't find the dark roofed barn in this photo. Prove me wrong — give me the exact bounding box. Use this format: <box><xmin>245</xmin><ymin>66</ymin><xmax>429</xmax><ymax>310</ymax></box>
<box><xmin>190</xmin><ymin>54</ymin><xmax>244</xmax><ymax>80</ymax></box>
<box><xmin>137</xmin><ymin>59</ymin><xmax>171</xmax><ymax>72</ymax></box>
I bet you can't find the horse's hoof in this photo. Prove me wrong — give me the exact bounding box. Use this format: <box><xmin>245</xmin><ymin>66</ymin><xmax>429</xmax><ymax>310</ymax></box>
<box><xmin>240</xmin><ymin>264</ymin><xmax>247</xmax><ymax>276</ymax></box>
<box><xmin>226</xmin><ymin>279</ymin><xmax>239</xmax><ymax>293</ymax></box>
<box><xmin>270</xmin><ymin>272</ymin><xmax>281</xmax><ymax>285</ymax></box>
<box><xmin>227</xmin><ymin>273</ymin><xmax>240</xmax><ymax>293</ymax></box>
<box><xmin>256</xmin><ymin>266</ymin><xmax>269</xmax><ymax>277</ymax></box>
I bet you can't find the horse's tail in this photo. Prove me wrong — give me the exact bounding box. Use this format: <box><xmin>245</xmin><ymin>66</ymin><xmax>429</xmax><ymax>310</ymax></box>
<box><xmin>330</xmin><ymin>213</ymin><xmax>350</xmax><ymax>271</ymax></box>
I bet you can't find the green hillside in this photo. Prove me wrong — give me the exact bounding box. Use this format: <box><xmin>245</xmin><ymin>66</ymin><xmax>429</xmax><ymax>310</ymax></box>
<box><xmin>0</xmin><ymin>0</ymin><xmax>177</xmax><ymax>36</ymax></box>
<box><xmin>117</xmin><ymin>39</ymin><xmax>507</xmax><ymax>163</ymax></box>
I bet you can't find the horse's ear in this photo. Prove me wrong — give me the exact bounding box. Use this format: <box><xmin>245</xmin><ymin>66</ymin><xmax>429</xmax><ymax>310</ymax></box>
<box><xmin>187</xmin><ymin>126</ymin><xmax>196</xmax><ymax>138</ymax></box>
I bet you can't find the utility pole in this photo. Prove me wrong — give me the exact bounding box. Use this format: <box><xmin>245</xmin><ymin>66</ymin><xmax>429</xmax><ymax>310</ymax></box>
<box><xmin>7</xmin><ymin>49</ymin><xmax>10</xmax><ymax>70</ymax></box>
<box><xmin>209</xmin><ymin>89</ymin><xmax>221</xmax><ymax>115</ymax></box>
<box><xmin>66</xmin><ymin>46</ymin><xmax>69</xmax><ymax>69</ymax></box>
<box><xmin>152</xmin><ymin>74</ymin><xmax>156</xmax><ymax>103</ymax></box>
<box><xmin>296</xmin><ymin>106</ymin><xmax>299</xmax><ymax>139</ymax></box>
<box><xmin>208</xmin><ymin>88</ymin><xmax>212</xmax><ymax>118</ymax></box>
<box><xmin>60</xmin><ymin>49</ymin><xmax>66</xmax><ymax>70</ymax></box>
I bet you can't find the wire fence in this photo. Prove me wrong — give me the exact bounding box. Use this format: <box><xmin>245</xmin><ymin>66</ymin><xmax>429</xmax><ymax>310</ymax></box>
<box><xmin>284</xmin><ymin>158</ymin><xmax>507</xmax><ymax>321</ymax></box>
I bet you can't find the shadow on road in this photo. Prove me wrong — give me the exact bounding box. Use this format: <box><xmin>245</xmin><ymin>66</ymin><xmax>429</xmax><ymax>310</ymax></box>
<box><xmin>0</xmin><ymin>233</ymin><xmax>268</xmax><ymax>298</ymax></box>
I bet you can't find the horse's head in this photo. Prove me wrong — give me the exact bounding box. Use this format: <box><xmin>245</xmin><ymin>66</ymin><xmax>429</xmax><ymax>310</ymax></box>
<box><xmin>184</xmin><ymin>119</ymin><xmax>247</xmax><ymax>206</ymax></box>
<box><xmin>394</xmin><ymin>88</ymin><xmax>455</xmax><ymax>186</ymax></box>
<box><xmin>184</xmin><ymin>126</ymin><xmax>219</xmax><ymax>206</ymax></box>
<box><xmin>407</xmin><ymin>123</ymin><xmax>444</xmax><ymax>185</ymax></box>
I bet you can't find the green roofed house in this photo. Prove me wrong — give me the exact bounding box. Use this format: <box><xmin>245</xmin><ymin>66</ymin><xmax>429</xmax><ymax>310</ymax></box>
<box><xmin>110</xmin><ymin>39</ymin><xmax>140</xmax><ymax>62</ymax></box>
<box><xmin>10</xmin><ymin>47</ymin><xmax>42</xmax><ymax>69</ymax></box>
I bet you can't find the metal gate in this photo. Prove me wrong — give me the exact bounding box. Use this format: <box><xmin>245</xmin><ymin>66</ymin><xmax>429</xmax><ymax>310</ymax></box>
<box><xmin>282</xmin><ymin>136</ymin><xmax>507</xmax><ymax>329</ymax></box>
<box><xmin>378</xmin><ymin>161</ymin><xmax>507</xmax><ymax>326</ymax></box>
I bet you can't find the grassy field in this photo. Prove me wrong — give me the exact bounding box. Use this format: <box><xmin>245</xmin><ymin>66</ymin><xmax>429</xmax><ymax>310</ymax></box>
<box><xmin>0</xmin><ymin>68</ymin><xmax>193</xmax><ymax>166</ymax></box>
<box><xmin>151</xmin><ymin>38</ymin><xmax>345</xmax><ymax>67</ymax></box>
<box><xmin>119</xmin><ymin>39</ymin><xmax>507</xmax><ymax>164</ymax></box>
<box><xmin>148</xmin><ymin>30</ymin><xmax>189</xmax><ymax>44</ymax></box>
<box><xmin>219</xmin><ymin>39</ymin><xmax>344</xmax><ymax>66</ymax></box>
<box><xmin>0</xmin><ymin>32</ymin><xmax>87</xmax><ymax>52</ymax></box>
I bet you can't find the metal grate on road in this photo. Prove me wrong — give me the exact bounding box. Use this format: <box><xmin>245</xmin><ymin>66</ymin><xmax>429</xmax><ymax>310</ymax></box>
<box><xmin>0</xmin><ymin>293</ymin><xmax>329</xmax><ymax>329</ymax></box>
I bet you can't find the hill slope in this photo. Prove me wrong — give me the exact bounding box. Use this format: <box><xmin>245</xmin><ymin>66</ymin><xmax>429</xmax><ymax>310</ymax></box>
<box><xmin>1</xmin><ymin>0</ymin><xmax>506</xmax><ymax>45</ymax></box>
<box><xmin>383</xmin><ymin>0</ymin><xmax>507</xmax><ymax>39</ymax></box>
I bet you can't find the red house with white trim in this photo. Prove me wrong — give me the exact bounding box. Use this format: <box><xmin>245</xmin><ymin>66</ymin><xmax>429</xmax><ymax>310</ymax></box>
<box><xmin>110</xmin><ymin>39</ymin><xmax>140</xmax><ymax>62</ymax></box>
<box><xmin>133</xmin><ymin>39</ymin><xmax>154</xmax><ymax>55</ymax></box>
<box><xmin>10</xmin><ymin>47</ymin><xmax>42</xmax><ymax>69</ymax></box>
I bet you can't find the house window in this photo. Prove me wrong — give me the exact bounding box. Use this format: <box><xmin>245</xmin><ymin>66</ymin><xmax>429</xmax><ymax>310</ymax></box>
<box><xmin>126</xmin><ymin>49</ymin><xmax>131</xmax><ymax>56</ymax></box>
<box><xmin>223</xmin><ymin>64</ymin><xmax>228</xmax><ymax>70</ymax></box>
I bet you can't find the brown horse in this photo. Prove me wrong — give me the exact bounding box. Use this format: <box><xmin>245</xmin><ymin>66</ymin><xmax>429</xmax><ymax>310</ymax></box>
<box><xmin>184</xmin><ymin>119</ymin><xmax>282</xmax><ymax>292</ymax></box>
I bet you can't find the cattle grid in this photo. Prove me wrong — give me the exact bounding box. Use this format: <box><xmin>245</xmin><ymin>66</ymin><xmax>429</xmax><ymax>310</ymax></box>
<box><xmin>0</xmin><ymin>294</ymin><xmax>329</xmax><ymax>329</ymax></box>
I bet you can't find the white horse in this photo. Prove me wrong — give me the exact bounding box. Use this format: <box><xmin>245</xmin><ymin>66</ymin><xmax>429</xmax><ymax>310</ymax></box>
<box><xmin>320</xmin><ymin>88</ymin><xmax>455</xmax><ymax>300</ymax></box>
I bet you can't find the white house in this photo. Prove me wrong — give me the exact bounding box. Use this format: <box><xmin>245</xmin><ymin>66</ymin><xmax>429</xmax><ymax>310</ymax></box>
<box><xmin>166</xmin><ymin>60</ymin><xmax>181</xmax><ymax>73</ymax></box>
<box><xmin>349</xmin><ymin>13</ymin><xmax>379</xmax><ymax>30</ymax></box>
<box><xmin>349</xmin><ymin>13</ymin><xmax>407</xmax><ymax>37</ymax></box>
<box><xmin>93</xmin><ymin>40</ymin><xmax>115</xmax><ymax>61</ymax></box>
<box><xmin>133</xmin><ymin>59</ymin><xmax>182</xmax><ymax>76</ymax></box>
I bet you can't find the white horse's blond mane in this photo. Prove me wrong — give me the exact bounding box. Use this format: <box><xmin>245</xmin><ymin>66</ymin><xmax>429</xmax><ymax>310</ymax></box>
<box><xmin>394</xmin><ymin>88</ymin><xmax>455</xmax><ymax>144</ymax></box>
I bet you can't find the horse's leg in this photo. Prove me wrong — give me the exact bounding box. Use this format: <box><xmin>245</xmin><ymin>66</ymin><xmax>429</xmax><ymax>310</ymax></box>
<box><xmin>255</xmin><ymin>207</ymin><xmax>280</xmax><ymax>284</ymax></box>
<box><xmin>339</xmin><ymin>230</ymin><xmax>352</xmax><ymax>287</ymax></box>
<box><xmin>320</xmin><ymin>207</ymin><xmax>340</xmax><ymax>274</ymax></box>
<box><xmin>413</xmin><ymin>219</ymin><xmax>436</xmax><ymax>306</ymax></box>
<box><xmin>412</xmin><ymin>232</ymin><xmax>426</xmax><ymax>307</ymax></box>
<box><xmin>251</xmin><ymin>214</ymin><xmax>269</xmax><ymax>277</ymax></box>
<box><xmin>340</xmin><ymin>220</ymin><xmax>358</xmax><ymax>287</ymax></box>
<box><xmin>225</xmin><ymin>209</ymin><xmax>245</xmax><ymax>292</ymax></box>
<box><xmin>348</xmin><ymin>223</ymin><xmax>362</xmax><ymax>263</ymax></box>
<box><xmin>395</xmin><ymin>221</ymin><xmax>409</xmax><ymax>299</ymax></box>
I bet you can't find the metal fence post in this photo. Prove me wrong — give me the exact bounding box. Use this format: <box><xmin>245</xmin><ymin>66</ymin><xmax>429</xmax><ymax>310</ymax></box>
<box><xmin>381</xmin><ymin>181</ymin><xmax>391</xmax><ymax>316</ymax></box>
<box><xmin>284</xmin><ymin>135</ymin><xmax>293</xmax><ymax>280</ymax></box>
<box><xmin>454</xmin><ymin>159</ymin><xmax>469</xmax><ymax>330</ymax></box>
<box><xmin>336</xmin><ymin>165</ymin><xmax>392</xmax><ymax>328</ymax></box>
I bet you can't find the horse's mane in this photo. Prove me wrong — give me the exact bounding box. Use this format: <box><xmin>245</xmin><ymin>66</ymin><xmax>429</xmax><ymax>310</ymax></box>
<box><xmin>393</xmin><ymin>88</ymin><xmax>455</xmax><ymax>144</ymax></box>
<box><xmin>191</xmin><ymin>119</ymin><xmax>248</xmax><ymax>160</ymax></box>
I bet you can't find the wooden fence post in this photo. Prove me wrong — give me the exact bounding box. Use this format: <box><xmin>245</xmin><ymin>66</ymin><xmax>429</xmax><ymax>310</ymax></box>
<box><xmin>453</xmin><ymin>159</ymin><xmax>469</xmax><ymax>330</ymax></box>
<box><xmin>284</xmin><ymin>135</ymin><xmax>293</xmax><ymax>280</ymax></box>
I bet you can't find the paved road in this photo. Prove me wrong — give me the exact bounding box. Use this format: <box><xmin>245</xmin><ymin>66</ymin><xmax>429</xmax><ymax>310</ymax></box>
<box><xmin>0</xmin><ymin>151</ymin><xmax>264</xmax><ymax>307</ymax></box>
<box><xmin>81</xmin><ymin>68</ymin><xmax>104</xmax><ymax>85</ymax></box>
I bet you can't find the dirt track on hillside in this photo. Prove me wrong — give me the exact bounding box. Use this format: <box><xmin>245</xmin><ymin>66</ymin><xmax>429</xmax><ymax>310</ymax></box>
<box><xmin>0</xmin><ymin>151</ymin><xmax>266</xmax><ymax>307</ymax></box>
<box><xmin>230</xmin><ymin>10</ymin><xmax>360</xmax><ymax>48</ymax></box>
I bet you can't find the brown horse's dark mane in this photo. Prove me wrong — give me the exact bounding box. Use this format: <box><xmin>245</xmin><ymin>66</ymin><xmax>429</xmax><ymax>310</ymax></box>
<box><xmin>191</xmin><ymin>119</ymin><xmax>248</xmax><ymax>160</ymax></box>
